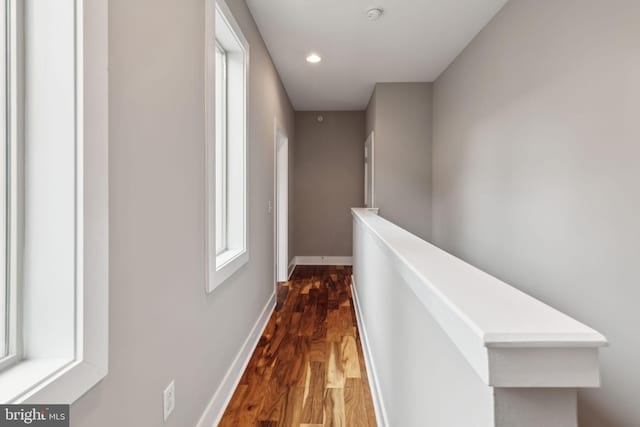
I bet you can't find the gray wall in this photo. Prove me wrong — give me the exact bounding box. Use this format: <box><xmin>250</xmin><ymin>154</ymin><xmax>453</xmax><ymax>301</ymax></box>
<box><xmin>366</xmin><ymin>83</ymin><xmax>433</xmax><ymax>241</ymax></box>
<box><xmin>294</xmin><ymin>112</ymin><xmax>364</xmax><ymax>257</ymax></box>
<box><xmin>432</xmin><ymin>1</ymin><xmax>640</xmax><ymax>426</ymax></box>
<box><xmin>71</xmin><ymin>0</ymin><xmax>295</xmax><ymax>426</ymax></box>
<box><xmin>365</xmin><ymin>88</ymin><xmax>376</xmax><ymax>137</ymax></box>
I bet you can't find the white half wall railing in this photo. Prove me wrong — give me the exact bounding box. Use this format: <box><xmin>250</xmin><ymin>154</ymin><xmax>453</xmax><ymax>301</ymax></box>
<box><xmin>350</xmin><ymin>208</ymin><xmax>607</xmax><ymax>427</ymax></box>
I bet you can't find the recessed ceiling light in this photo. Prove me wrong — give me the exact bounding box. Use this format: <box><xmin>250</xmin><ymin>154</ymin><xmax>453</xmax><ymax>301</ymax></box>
<box><xmin>306</xmin><ymin>53</ymin><xmax>322</xmax><ymax>64</ymax></box>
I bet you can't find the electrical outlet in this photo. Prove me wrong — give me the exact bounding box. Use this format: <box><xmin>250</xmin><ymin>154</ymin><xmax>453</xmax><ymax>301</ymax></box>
<box><xmin>267</xmin><ymin>200</ymin><xmax>273</xmax><ymax>215</ymax></box>
<box><xmin>163</xmin><ymin>380</ymin><xmax>175</xmax><ymax>421</ymax></box>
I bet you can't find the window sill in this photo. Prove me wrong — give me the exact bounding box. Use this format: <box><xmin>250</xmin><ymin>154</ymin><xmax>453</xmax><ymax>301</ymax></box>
<box><xmin>213</xmin><ymin>248</ymin><xmax>249</xmax><ymax>291</ymax></box>
<box><xmin>0</xmin><ymin>356</ymin><xmax>108</xmax><ymax>404</ymax></box>
<box><xmin>0</xmin><ymin>358</ymin><xmax>72</xmax><ymax>403</ymax></box>
<box><xmin>0</xmin><ymin>354</ymin><xmax>20</xmax><ymax>372</ymax></box>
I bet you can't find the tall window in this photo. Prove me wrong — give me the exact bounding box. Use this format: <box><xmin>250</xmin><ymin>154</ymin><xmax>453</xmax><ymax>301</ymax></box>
<box><xmin>206</xmin><ymin>0</ymin><xmax>249</xmax><ymax>292</ymax></box>
<box><xmin>0</xmin><ymin>0</ymin><xmax>108</xmax><ymax>404</ymax></box>
<box><xmin>0</xmin><ymin>0</ymin><xmax>18</xmax><ymax>371</ymax></box>
<box><xmin>0</xmin><ymin>0</ymin><xmax>8</xmax><ymax>363</ymax></box>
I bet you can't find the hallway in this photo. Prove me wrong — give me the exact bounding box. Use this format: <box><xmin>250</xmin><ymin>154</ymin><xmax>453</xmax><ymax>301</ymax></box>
<box><xmin>3</xmin><ymin>1</ymin><xmax>636</xmax><ymax>426</ymax></box>
<box><xmin>219</xmin><ymin>266</ymin><xmax>377</xmax><ymax>426</ymax></box>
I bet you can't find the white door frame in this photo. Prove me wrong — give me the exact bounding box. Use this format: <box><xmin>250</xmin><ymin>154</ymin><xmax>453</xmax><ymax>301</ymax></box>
<box><xmin>364</xmin><ymin>131</ymin><xmax>375</xmax><ymax>208</ymax></box>
<box><xmin>274</xmin><ymin>119</ymin><xmax>289</xmax><ymax>282</ymax></box>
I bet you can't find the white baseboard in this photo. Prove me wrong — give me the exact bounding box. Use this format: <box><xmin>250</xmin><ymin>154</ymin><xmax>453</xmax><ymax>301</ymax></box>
<box><xmin>287</xmin><ymin>258</ymin><xmax>296</xmax><ymax>280</ymax></box>
<box><xmin>351</xmin><ymin>275</ymin><xmax>389</xmax><ymax>427</ymax></box>
<box><xmin>292</xmin><ymin>256</ymin><xmax>353</xmax><ymax>266</ymax></box>
<box><xmin>196</xmin><ymin>291</ymin><xmax>276</xmax><ymax>427</ymax></box>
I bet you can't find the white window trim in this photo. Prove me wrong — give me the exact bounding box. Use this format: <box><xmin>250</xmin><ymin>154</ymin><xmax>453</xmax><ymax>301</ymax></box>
<box><xmin>214</xmin><ymin>43</ymin><xmax>227</xmax><ymax>256</ymax></box>
<box><xmin>205</xmin><ymin>0</ymin><xmax>249</xmax><ymax>293</ymax></box>
<box><xmin>0</xmin><ymin>0</ymin><xmax>108</xmax><ymax>403</ymax></box>
<box><xmin>0</xmin><ymin>0</ymin><xmax>23</xmax><ymax>374</ymax></box>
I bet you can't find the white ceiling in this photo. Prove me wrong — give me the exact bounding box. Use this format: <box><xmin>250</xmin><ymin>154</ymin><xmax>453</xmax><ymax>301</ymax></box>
<box><xmin>246</xmin><ymin>0</ymin><xmax>509</xmax><ymax>111</ymax></box>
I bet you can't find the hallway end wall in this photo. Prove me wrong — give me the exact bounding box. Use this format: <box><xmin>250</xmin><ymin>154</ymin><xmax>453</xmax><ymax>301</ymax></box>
<box><xmin>293</xmin><ymin>111</ymin><xmax>365</xmax><ymax>258</ymax></box>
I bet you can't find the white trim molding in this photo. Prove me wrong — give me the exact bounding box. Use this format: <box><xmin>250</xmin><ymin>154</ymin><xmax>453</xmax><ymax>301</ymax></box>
<box><xmin>351</xmin><ymin>275</ymin><xmax>389</xmax><ymax>427</ymax></box>
<box><xmin>196</xmin><ymin>291</ymin><xmax>275</xmax><ymax>427</ymax></box>
<box><xmin>273</xmin><ymin>117</ymin><xmax>289</xmax><ymax>283</ymax></box>
<box><xmin>287</xmin><ymin>258</ymin><xmax>296</xmax><ymax>280</ymax></box>
<box><xmin>205</xmin><ymin>0</ymin><xmax>250</xmax><ymax>293</ymax></box>
<box><xmin>364</xmin><ymin>130</ymin><xmax>375</xmax><ymax>208</ymax></box>
<box><xmin>291</xmin><ymin>256</ymin><xmax>353</xmax><ymax>266</ymax></box>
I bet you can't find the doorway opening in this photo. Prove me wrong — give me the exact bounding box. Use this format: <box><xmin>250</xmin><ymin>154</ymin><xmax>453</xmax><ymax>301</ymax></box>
<box><xmin>364</xmin><ymin>131</ymin><xmax>375</xmax><ymax>208</ymax></box>
<box><xmin>275</xmin><ymin>123</ymin><xmax>289</xmax><ymax>282</ymax></box>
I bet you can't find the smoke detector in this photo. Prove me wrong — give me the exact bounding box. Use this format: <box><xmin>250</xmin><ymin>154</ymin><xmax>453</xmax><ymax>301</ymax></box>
<box><xmin>367</xmin><ymin>7</ymin><xmax>384</xmax><ymax>22</ymax></box>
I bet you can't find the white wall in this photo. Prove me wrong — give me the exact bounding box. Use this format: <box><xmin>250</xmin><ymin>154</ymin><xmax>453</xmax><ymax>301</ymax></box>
<box><xmin>433</xmin><ymin>1</ymin><xmax>640</xmax><ymax>425</ymax></box>
<box><xmin>353</xmin><ymin>218</ymin><xmax>494</xmax><ymax>426</ymax></box>
<box><xmin>70</xmin><ymin>0</ymin><xmax>294</xmax><ymax>425</ymax></box>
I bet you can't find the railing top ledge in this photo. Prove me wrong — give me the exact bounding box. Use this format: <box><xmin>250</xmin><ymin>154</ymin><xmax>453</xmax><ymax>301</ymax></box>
<box><xmin>351</xmin><ymin>208</ymin><xmax>606</xmax><ymax>387</ymax></box>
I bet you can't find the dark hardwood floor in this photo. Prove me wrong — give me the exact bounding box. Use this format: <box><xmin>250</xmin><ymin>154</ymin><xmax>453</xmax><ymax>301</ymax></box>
<box><xmin>219</xmin><ymin>265</ymin><xmax>377</xmax><ymax>426</ymax></box>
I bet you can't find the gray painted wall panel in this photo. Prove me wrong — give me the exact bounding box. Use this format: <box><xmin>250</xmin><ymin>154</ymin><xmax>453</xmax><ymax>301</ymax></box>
<box><xmin>294</xmin><ymin>111</ymin><xmax>364</xmax><ymax>257</ymax></box>
<box><xmin>70</xmin><ymin>0</ymin><xmax>295</xmax><ymax>425</ymax></box>
<box><xmin>433</xmin><ymin>1</ymin><xmax>640</xmax><ymax>425</ymax></box>
<box><xmin>366</xmin><ymin>83</ymin><xmax>433</xmax><ymax>241</ymax></box>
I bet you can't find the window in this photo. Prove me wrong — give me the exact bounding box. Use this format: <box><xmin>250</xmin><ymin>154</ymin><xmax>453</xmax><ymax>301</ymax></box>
<box><xmin>215</xmin><ymin>43</ymin><xmax>227</xmax><ymax>255</ymax></box>
<box><xmin>0</xmin><ymin>0</ymin><xmax>7</xmax><ymax>363</ymax></box>
<box><xmin>0</xmin><ymin>0</ymin><xmax>108</xmax><ymax>404</ymax></box>
<box><xmin>0</xmin><ymin>0</ymin><xmax>20</xmax><ymax>374</ymax></box>
<box><xmin>206</xmin><ymin>0</ymin><xmax>249</xmax><ymax>292</ymax></box>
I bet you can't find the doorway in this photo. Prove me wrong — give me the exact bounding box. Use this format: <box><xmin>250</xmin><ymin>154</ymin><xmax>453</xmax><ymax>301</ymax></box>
<box><xmin>275</xmin><ymin>123</ymin><xmax>289</xmax><ymax>282</ymax></box>
<box><xmin>364</xmin><ymin>131</ymin><xmax>375</xmax><ymax>208</ymax></box>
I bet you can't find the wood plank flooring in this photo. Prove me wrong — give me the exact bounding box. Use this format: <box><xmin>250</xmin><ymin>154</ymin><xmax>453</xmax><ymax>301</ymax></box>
<box><xmin>219</xmin><ymin>266</ymin><xmax>377</xmax><ymax>426</ymax></box>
